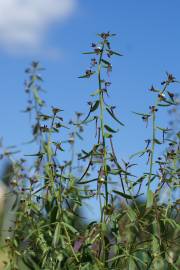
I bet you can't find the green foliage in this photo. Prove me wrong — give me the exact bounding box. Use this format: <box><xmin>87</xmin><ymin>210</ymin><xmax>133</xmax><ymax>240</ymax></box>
<box><xmin>0</xmin><ymin>32</ymin><xmax>179</xmax><ymax>270</ymax></box>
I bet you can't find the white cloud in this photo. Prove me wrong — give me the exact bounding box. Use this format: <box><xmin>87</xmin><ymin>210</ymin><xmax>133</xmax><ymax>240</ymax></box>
<box><xmin>0</xmin><ymin>0</ymin><xmax>76</xmax><ymax>54</ymax></box>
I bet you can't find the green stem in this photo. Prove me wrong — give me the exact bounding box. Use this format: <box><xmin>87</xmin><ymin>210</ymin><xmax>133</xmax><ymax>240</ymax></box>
<box><xmin>148</xmin><ymin>81</ymin><xmax>169</xmax><ymax>190</ymax></box>
<box><xmin>63</xmin><ymin>223</ymin><xmax>79</xmax><ymax>263</ymax></box>
<box><xmin>148</xmin><ymin>110</ymin><xmax>156</xmax><ymax>190</ymax></box>
<box><xmin>98</xmin><ymin>43</ymin><xmax>108</xmax><ymax>207</ymax></box>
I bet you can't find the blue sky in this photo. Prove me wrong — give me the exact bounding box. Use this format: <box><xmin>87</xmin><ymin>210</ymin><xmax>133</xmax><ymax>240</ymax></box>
<box><xmin>0</xmin><ymin>0</ymin><xmax>180</xmax><ymax>190</ymax></box>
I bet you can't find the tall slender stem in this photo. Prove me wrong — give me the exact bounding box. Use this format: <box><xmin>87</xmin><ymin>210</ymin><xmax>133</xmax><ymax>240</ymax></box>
<box><xmin>148</xmin><ymin>110</ymin><xmax>156</xmax><ymax>190</ymax></box>
<box><xmin>98</xmin><ymin>42</ymin><xmax>108</xmax><ymax>206</ymax></box>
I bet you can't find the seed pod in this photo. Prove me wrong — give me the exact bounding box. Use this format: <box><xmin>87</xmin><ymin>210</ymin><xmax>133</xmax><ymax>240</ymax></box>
<box><xmin>98</xmin><ymin>177</ymin><xmax>105</xmax><ymax>184</ymax></box>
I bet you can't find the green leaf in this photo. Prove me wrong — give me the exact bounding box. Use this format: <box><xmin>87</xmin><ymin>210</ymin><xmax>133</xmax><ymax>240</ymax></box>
<box><xmin>91</xmin><ymin>89</ymin><xmax>100</xmax><ymax>96</ymax></box>
<box><xmin>108</xmin><ymin>167</ymin><xmax>125</xmax><ymax>174</ymax></box>
<box><xmin>154</xmin><ymin>138</ymin><xmax>162</xmax><ymax>144</ymax></box>
<box><xmin>112</xmin><ymin>51</ymin><xmax>123</xmax><ymax>56</ymax></box>
<box><xmin>132</xmin><ymin>175</ymin><xmax>146</xmax><ymax>187</ymax></box>
<box><xmin>129</xmin><ymin>257</ymin><xmax>136</xmax><ymax>270</ymax></box>
<box><xmin>78</xmin><ymin>74</ymin><xmax>89</xmax><ymax>79</ymax></box>
<box><xmin>104</xmin><ymin>124</ymin><xmax>117</xmax><ymax>133</ymax></box>
<box><xmin>61</xmin><ymin>222</ymin><xmax>78</xmax><ymax>234</ymax></box>
<box><xmin>106</xmin><ymin>254</ymin><xmax>125</xmax><ymax>263</ymax></box>
<box><xmin>106</xmin><ymin>108</ymin><xmax>124</xmax><ymax>126</ymax></box>
<box><xmin>132</xmin><ymin>255</ymin><xmax>147</xmax><ymax>267</ymax></box>
<box><xmin>53</xmin><ymin>223</ymin><xmax>61</xmax><ymax>247</ymax></box>
<box><xmin>90</xmin><ymin>100</ymin><xmax>100</xmax><ymax>112</ymax></box>
<box><xmin>78</xmin><ymin>71</ymin><xmax>95</xmax><ymax>79</ymax></box>
<box><xmin>75</xmin><ymin>132</ymin><xmax>83</xmax><ymax>140</ymax></box>
<box><xmin>164</xmin><ymin>218</ymin><xmax>180</xmax><ymax>230</ymax></box>
<box><xmin>106</xmin><ymin>50</ymin><xmax>123</xmax><ymax>56</ymax></box>
<box><xmin>24</xmin><ymin>152</ymin><xmax>44</xmax><ymax>157</ymax></box>
<box><xmin>104</xmin><ymin>133</ymin><xmax>112</xmax><ymax>138</ymax></box>
<box><xmin>82</xmin><ymin>51</ymin><xmax>96</xmax><ymax>54</ymax></box>
<box><xmin>82</xmin><ymin>116</ymin><xmax>96</xmax><ymax>124</ymax></box>
<box><xmin>79</xmin><ymin>149</ymin><xmax>92</xmax><ymax>159</ymax></box>
<box><xmin>146</xmin><ymin>189</ymin><xmax>154</xmax><ymax>208</ymax></box>
<box><xmin>152</xmin><ymin>235</ymin><xmax>159</xmax><ymax>254</ymax></box>
<box><xmin>156</xmin><ymin>126</ymin><xmax>171</xmax><ymax>132</ymax></box>
<box><xmin>127</xmin><ymin>206</ymin><xmax>137</xmax><ymax>222</ymax></box>
<box><xmin>78</xmin><ymin>178</ymin><xmax>98</xmax><ymax>184</ymax></box>
<box><xmin>22</xmin><ymin>255</ymin><xmax>41</xmax><ymax>270</ymax></box>
<box><xmin>112</xmin><ymin>190</ymin><xmax>139</xmax><ymax>200</ymax></box>
<box><xmin>101</xmin><ymin>59</ymin><xmax>111</xmax><ymax>66</ymax></box>
<box><xmin>132</xmin><ymin>111</ymin><xmax>151</xmax><ymax>117</ymax></box>
<box><xmin>129</xmin><ymin>149</ymin><xmax>147</xmax><ymax>159</ymax></box>
<box><xmin>157</xmin><ymin>103</ymin><xmax>171</xmax><ymax>107</ymax></box>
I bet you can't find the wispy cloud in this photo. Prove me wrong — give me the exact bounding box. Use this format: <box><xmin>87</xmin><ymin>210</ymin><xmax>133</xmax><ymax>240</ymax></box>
<box><xmin>0</xmin><ymin>0</ymin><xmax>77</xmax><ymax>55</ymax></box>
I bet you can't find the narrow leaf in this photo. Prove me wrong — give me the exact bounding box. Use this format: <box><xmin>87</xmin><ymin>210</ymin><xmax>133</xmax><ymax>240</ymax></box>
<box><xmin>53</xmin><ymin>223</ymin><xmax>61</xmax><ymax>247</ymax></box>
<box><xmin>101</xmin><ymin>59</ymin><xmax>111</xmax><ymax>66</ymax></box>
<box><xmin>129</xmin><ymin>149</ymin><xmax>147</xmax><ymax>159</ymax></box>
<box><xmin>90</xmin><ymin>100</ymin><xmax>100</xmax><ymax>112</ymax></box>
<box><xmin>154</xmin><ymin>138</ymin><xmax>162</xmax><ymax>144</ymax></box>
<box><xmin>91</xmin><ymin>89</ymin><xmax>100</xmax><ymax>96</ymax></box>
<box><xmin>132</xmin><ymin>111</ymin><xmax>151</xmax><ymax>117</ymax></box>
<box><xmin>113</xmin><ymin>190</ymin><xmax>139</xmax><ymax>200</ymax></box>
<box><xmin>106</xmin><ymin>108</ymin><xmax>124</xmax><ymax>126</ymax></box>
<box><xmin>82</xmin><ymin>51</ymin><xmax>96</xmax><ymax>55</ymax></box>
<box><xmin>127</xmin><ymin>206</ymin><xmax>137</xmax><ymax>222</ymax></box>
<box><xmin>104</xmin><ymin>124</ymin><xmax>117</xmax><ymax>133</ymax></box>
